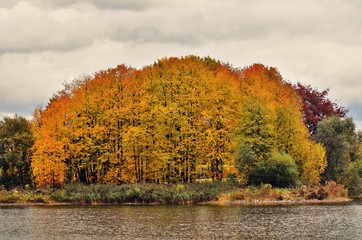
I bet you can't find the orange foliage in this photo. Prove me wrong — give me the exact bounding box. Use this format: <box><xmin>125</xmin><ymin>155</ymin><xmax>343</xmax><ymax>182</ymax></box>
<box><xmin>31</xmin><ymin>56</ymin><xmax>326</xmax><ymax>187</ymax></box>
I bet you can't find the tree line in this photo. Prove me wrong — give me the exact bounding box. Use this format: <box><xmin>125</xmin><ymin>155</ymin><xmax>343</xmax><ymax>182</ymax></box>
<box><xmin>1</xmin><ymin>56</ymin><xmax>361</xmax><ymax>196</ymax></box>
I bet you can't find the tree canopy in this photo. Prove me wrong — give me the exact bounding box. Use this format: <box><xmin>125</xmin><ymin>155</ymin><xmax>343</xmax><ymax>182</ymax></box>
<box><xmin>314</xmin><ymin>116</ymin><xmax>360</xmax><ymax>182</ymax></box>
<box><xmin>0</xmin><ymin>115</ymin><xmax>34</xmax><ymax>189</ymax></box>
<box><xmin>30</xmin><ymin>56</ymin><xmax>327</xmax><ymax>188</ymax></box>
<box><xmin>293</xmin><ymin>83</ymin><xmax>347</xmax><ymax>135</ymax></box>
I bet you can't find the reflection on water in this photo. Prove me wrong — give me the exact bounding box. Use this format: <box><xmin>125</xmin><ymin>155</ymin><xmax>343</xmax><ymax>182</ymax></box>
<box><xmin>1</xmin><ymin>201</ymin><xmax>362</xmax><ymax>239</ymax></box>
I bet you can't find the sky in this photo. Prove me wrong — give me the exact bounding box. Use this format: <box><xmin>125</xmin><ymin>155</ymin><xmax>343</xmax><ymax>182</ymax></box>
<box><xmin>1</xmin><ymin>0</ymin><xmax>362</xmax><ymax>128</ymax></box>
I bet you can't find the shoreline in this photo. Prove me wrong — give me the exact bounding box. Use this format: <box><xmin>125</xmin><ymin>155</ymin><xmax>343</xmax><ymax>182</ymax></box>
<box><xmin>201</xmin><ymin>197</ymin><xmax>353</xmax><ymax>206</ymax></box>
<box><xmin>1</xmin><ymin>182</ymin><xmax>354</xmax><ymax>207</ymax></box>
<box><xmin>0</xmin><ymin>197</ymin><xmax>353</xmax><ymax>207</ymax></box>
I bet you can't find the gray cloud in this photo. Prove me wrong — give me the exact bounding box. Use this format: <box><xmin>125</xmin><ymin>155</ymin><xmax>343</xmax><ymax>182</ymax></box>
<box><xmin>0</xmin><ymin>2</ymin><xmax>111</xmax><ymax>53</ymax></box>
<box><xmin>2</xmin><ymin>1</ymin><xmax>362</xmax><ymax>53</ymax></box>
<box><xmin>0</xmin><ymin>0</ymin><xmax>362</xmax><ymax>129</ymax></box>
<box><xmin>0</xmin><ymin>0</ymin><xmax>23</xmax><ymax>8</ymax></box>
<box><xmin>71</xmin><ymin>0</ymin><xmax>156</xmax><ymax>10</ymax></box>
<box><xmin>2</xmin><ymin>0</ymin><xmax>157</xmax><ymax>10</ymax></box>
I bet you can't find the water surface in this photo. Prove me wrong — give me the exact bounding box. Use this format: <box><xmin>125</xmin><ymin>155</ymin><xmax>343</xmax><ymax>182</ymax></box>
<box><xmin>1</xmin><ymin>201</ymin><xmax>362</xmax><ymax>239</ymax></box>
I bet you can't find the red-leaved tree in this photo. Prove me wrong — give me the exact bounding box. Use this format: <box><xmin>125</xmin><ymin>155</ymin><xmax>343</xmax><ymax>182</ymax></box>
<box><xmin>293</xmin><ymin>83</ymin><xmax>347</xmax><ymax>135</ymax></box>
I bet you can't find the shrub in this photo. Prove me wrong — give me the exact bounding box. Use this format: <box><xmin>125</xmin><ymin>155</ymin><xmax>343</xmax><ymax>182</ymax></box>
<box><xmin>228</xmin><ymin>191</ymin><xmax>245</xmax><ymax>201</ymax></box>
<box><xmin>263</xmin><ymin>183</ymin><xmax>273</xmax><ymax>196</ymax></box>
<box><xmin>0</xmin><ymin>191</ymin><xmax>20</xmax><ymax>203</ymax></box>
<box><xmin>324</xmin><ymin>181</ymin><xmax>348</xmax><ymax>198</ymax></box>
<box><xmin>307</xmin><ymin>187</ymin><xmax>328</xmax><ymax>200</ymax></box>
<box><xmin>317</xmin><ymin>188</ymin><xmax>328</xmax><ymax>200</ymax></box>
<box><xmin>249</xmin><ymin>152</ymin><xmax>298</xmax><ymax>188</ymax></box>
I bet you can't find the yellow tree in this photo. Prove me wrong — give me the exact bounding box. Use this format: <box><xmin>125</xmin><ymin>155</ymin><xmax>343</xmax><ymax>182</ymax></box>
<box><xmin>32</xmin><ymin>94</ymin><xmax>71</xmax><ymax>188</ymax></box>
<box><xmin>236</xmin><ymin>64</ymin><xmax>326</xmax><ymax>185</ymax></box>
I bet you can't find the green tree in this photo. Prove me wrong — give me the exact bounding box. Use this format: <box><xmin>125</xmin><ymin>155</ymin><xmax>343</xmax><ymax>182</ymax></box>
<box><xmin>314</xmin><ymin>116</ymin><xmax>360</xmax><ymax>182</ymax></box>
<box><xmin>235</xmin><ymin>146</ymin><xmax>257</xmax><ymax>185</ymax></box>
<box><xmin>238</xmin><ymin>97</ymin><xmax>274</xmax><ymax>159</ymax></box>
<box><xmin>341</xmin><ymin>160</ymin><xmax>362</xmax><ymax>198</ymax></box>
<box><xmin>0</xmin><ymin>115</ymin><xmax>34</xmax><ymax>189</ymax></box>
<box><xmin>236</xmin><ymin>63</ymin><xmax>326</xmax><ymax>186</ymax></box>
<box><xmin>248</xmin><ymin>152</ymin><xmax>298</xmax><ymax>188</ymax></box>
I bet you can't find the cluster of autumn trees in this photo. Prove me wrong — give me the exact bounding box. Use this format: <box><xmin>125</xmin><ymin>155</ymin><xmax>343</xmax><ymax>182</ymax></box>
<box><xmin>1</xmin><ymin>56</ymin><xmax>362</xmax><ymax>195</ymax></box>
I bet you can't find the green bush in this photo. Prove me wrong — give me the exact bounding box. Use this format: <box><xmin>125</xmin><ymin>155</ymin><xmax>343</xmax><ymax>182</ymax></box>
<box><xmin>249</xmin><ymin>152</ymin><xmax>299</xmax><ymax>188</ymax></box>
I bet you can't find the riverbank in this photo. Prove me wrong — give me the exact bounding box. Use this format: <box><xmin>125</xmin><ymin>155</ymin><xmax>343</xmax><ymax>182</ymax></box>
<box><xmin>0</xmin><ymin>197</ymin><xmax>353</xmax><ymax>207</ymax></box>
<box><xmin>203</xmin><ymin>197</ymin><xmax>352</xmax><ymax>207</ymax></box>
<box><xmin>0</xmin><ymin>181</ymin><xmax>352</xmax><ymax>206</ymax></box>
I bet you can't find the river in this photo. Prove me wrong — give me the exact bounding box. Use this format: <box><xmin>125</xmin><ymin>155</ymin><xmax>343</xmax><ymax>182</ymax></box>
<box><xmin>1</xmin><ymin>201</ymin><xmax>362</xmax><ymax>239</ymax></box>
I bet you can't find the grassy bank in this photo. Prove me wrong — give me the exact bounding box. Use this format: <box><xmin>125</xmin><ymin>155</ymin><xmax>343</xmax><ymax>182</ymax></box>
<box><xmin>217</xmin><ymin>181</ymin><xmax>350</xmax><ymax>205</ymax></box>
<box><xmin>0</xmin><ymin>181</ymin><xmax>351</xmax><ymax>206</ymax></box>
<box><xmin>0</xmin><ymin>182</ymin><xmax>234</xmax><ymax>205</ymax></box>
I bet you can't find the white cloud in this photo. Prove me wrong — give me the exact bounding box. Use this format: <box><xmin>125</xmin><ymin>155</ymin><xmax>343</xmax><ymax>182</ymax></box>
<box><xmin>0</xmin><ymin>2</ymin><xmax>111</xmax><ymax>53</ymax></box>
<box><xmin>0</xmin><ymin>112</ymin><xmax>16</xmax><ymax>119</ymax></box>
<box><xmin>355</xmin><ymin>121</ymin><xmax>362</xmax><ymax>132</ymax></box>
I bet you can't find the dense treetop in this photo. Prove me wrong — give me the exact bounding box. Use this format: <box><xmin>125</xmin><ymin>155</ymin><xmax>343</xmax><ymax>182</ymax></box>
<box><xmin>30</xmin><ymin>56</ymin><xmax>326</xmax><ymax>187</ymax></box>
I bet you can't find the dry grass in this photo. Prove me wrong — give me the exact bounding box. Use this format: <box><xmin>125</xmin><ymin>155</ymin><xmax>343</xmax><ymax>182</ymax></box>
<box><xmin>222</xmin><ymin>182</ymin><xmax>349</xmax><ymax>204</ymax></box>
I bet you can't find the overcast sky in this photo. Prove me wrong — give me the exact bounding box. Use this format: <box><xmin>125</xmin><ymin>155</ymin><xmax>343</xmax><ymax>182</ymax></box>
<box><xmin>1</xmin><ymin>0</ymin><xmax>362</xmax><ymax>128</ymax></box>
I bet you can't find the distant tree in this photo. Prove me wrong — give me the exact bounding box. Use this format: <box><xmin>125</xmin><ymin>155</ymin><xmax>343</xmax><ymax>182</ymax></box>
<box><xmin>314</xmin><ymin>116</ymin><xmax>360</xmax><ymax>182</ymax></box>
<box><xmin>341</xmin><ymin>160</ymin><xmax>362</xmax><ymax>198</ymax></box>
<box><xmin>293</xmin><ymin>83</ymin><xmax>347</xmax><ymax>135</ymax></box>
<box><xmin>0</xmin><ymin>115</ymin><xmax>34</xmax><ymax>189</ymax></box>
